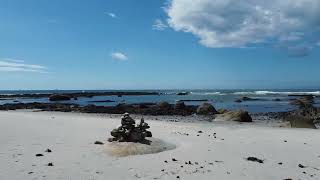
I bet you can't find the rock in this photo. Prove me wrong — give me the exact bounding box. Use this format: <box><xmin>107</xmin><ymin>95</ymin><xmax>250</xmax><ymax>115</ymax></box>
<box><xmin>273</xmin><ymin>98</ymin><xmax>281</xmax><ymax>101</ymax></box>
<box><xmin>218</xmin><ymin>110</ymin><xmax>253</xmax><ymax>122</ymax></box>
<box><xmin>157</xmin><ymin>101</ymin><xmax>171</xmax><ymax>110</ymax></box>
<box><xmin>217</xmin><ymin>109</ymin><xmax>228</xmax><ymax>114</ymax></box>
<box><xmin>235</xmin><ymin>99</ymin><xmax>242</xmax><ymax>103</ymax></box>
<box><xmin>36</xmin><ymin>154</ymin><xmax>44</xmax><ymax>157</ymax></box>
<box><xmin>47</xmin><ymin>162</ymin><xmax>54</xmax><ymax>166</ymax></box>
<box><xmin>176</xmin><ymin>92</ymin><xmax>190</xmax><ymax>96</ymax></box>
<box><xmin>246</xmin><ymin>157</ymin><xmax>264</xmax><ymax>163</ymax></box>
<box><xmin>45</xmin><ymin>149</ymin><xmax>52</xmax><ymax>153</ymax></box>
<box><xmin>49</xmin><ymin>94</ymin><xmax>71</xmax><ymax>101</ymax></box>
<box><xmin>175</xmin><ymin>101</ymin><xmax>186</xmax><ymax>110</ymax></box>
<box><xmin>196</xmin><ymin>103</ymin><xmax>217</xmax><ymax>115</ymax></box>
<box><xmin>298</xmin><ymin>164</ymin><xmax>306</xmax><ymax>168</ymax></box>
<box><xmin>94</xmin><ymin>141</ymin><xmax>104</xmax><ymax>145</ymax></box>
<box><xmin>242</xmin><ymin>96</ymin><xmax>260</xmax><ymax>101</ymax></box>
<box><xmin>290</xmin><ymin>96</ymin><xmax>314</xmax><ymax>108</ymax></box>
<box><xmin>286</xmin><ymin>115</ymin><xmax>316</xmax><ymax>129</ymax></box>
<box><xmin>109</xmin><ymin>113</ymin><xmax>152</xmax><ymax>143</ymax></box>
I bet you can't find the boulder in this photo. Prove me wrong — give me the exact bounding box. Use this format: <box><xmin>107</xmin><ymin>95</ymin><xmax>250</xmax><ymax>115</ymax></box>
<box><xmin>286</xmin><ymin>115</ymin><xmax>316</xmax><ymax>129</ymax></box>
<box><xmin>157</xmin><ymin>101</ymin><xmax>171</xmax><ymax>109</ymax></box>
<box><xmin>196</xmin><ymin>103</ymin><xmax>217</xmax><ymax>115</ymax></box>
<box><xmin>290</xmin><ymin>96</ymin><xmax>314</xmax><ymax>108</ymax></box>
<box><xmin>218</xmin><ymin>110</ymin><xmax>252</xmax><ymax>122</ymax></box>
<box><xmin>175</xmin><ymin>101</ymin><xmax>186</xmax><ymax>110</ymax></box>
<box><xmin>49</xmin><ymin>94</ymin><xmax>71</xmax><ymax>101</ymax></box>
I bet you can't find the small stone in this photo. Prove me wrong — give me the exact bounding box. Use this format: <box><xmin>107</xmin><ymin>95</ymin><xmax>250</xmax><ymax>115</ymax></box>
<box><xmin>195</xmin><ymin>162</ymin><xmax>199</xmax><ymax>165</ymax></box>
<box><xmin>284</xmin><ymin>140</ymin><xmax>287</xmax><ymax>143</ymax></box>
<box><xmin>94</xmin><ymin>141</ymin><xmax>104</xmax><ymax>145</ymax></box>
<box><xmin>172</xmin><ymin>158</ymin><xmax>178</xmax><ymax>162</ymax></box>
<box><xmin>278</xmin><ymin>162</ymin><xmax>283</xmax><ymax>165</ymax></box>
<box><xmin>28</xmin><ymin>172</ymin><xmax>33</xmax><ymax>174</ymax></box>
<box><xmin>180</xmin><ymin>166</ymin><xmax>183</xmax><ymax>168</ymax></box>
<box><xmin>47</xmin><ymin>162</ymin><xmax>54</xmax><ymax>166</ymax></box>
<box><xmin>198</xmin><ymin>131</ymin><xmax>203</xmax><ymax>133</ymax></box>
<box><xmin>164</xmin><ymin>160</ymin><xmax>168</xmax><ymax>163</ymax></box>
<box><xmin>45</xmin><ymin>149</ymin><xmax>52</xmax><ymax>153</ymax></box>
<box><xmin>36</xmin><ymin>154</ymin><xmax>44</xmax><ymax>157</ymax></box>
<box><xmin>298</xmin><ymin>164</ymin><xmax>306</xmax><ymax>168</ymax></box>
<box><xmin>246</xmin><ymin>157</ymin><xmax>264</xmax><ymax>163</ymax></box>
<box><xmin>161</xmin><ymin>169</ymin><xmax>165</xmax><ymax>172</ymax></box>
<box><xmin>176</xmin><ymin>176</ymin><xmax>180</xmax><ymax>179</ymax></box>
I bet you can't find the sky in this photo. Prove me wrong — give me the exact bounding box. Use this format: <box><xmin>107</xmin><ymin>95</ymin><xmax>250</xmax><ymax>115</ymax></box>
<box><xmin>0</xmin><ymin>0</ymin><xmax>320</xmax><ymax>90</ymax></box>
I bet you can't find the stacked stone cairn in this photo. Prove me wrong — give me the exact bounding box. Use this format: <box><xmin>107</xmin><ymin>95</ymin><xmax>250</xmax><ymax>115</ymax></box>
<box><xmin>108</xmin><ymin>113</ymin><xmax>152</xmax><ymax>143</ymax></box>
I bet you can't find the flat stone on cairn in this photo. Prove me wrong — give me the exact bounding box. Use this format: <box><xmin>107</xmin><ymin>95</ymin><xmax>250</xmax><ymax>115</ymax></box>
<box><xmin>108</xmin><ymin>113</ymin><xmax>152</xmax><ymax>143</ymax></box>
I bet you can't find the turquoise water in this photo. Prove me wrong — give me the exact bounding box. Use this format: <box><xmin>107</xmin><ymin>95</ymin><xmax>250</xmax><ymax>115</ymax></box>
<box><xmin>0</xmin><ymin>89</ymin><xmax>320</xmax><ymax>113</ymax></box>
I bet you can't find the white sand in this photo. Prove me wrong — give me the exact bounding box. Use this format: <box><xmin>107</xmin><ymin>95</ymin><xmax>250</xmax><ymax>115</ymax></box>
<box><xmin>0</xmin><ymin>111</ymin><xmax>320</xmax><ymax>180</ymax></box>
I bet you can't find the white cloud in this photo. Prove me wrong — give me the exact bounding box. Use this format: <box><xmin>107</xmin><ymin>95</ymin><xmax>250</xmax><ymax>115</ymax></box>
<box><xmin>111</xmin><ymin>52</ymin><xmax>128</xmax><ymax>61</ymax></box>
<box><xmin>0</xmin><ymin>58</ymin><xmax>47</xmax><ymax>73</ymax></box>
<box><xmin>166</xmin><ymin>0</ymin><xmax>320</xmax><ymax>48</ymax></box>
<box><xmin>106</xmin><ymin>12</ymin><xmax>117</xmax><ymax>18</ymax></box>
<box><xmin>153</xmin><ymin>19</ymin><xmax>168</xmax><ymax>30</ymax></box>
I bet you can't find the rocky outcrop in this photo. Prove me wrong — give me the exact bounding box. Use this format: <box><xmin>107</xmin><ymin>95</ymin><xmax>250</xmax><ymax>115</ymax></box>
<box><xmin>196</xmin><ymin>103</ymin><xmax>217</xmax><ymax>115</ymax></box>
<box><xmin>108</xmin><ymin>113</ymin><xmax>152</xmax><ymax>143</ymax></box>
<box><xmin>49</xmin><ymin>94</ymin><xmax>71</xmax><ymax>101</ymax></box>
<box><xmin>176</xmin><ymin>92</ymin><xmax>190</xmax><ymax>96</ymax></box>
<box><xmin>217</xmin><ymin>110</ymin><xmax>253</xmax><ymax>122</ymax></box>
<box><xmin>175</xmin><ymin>101</ymin><xmax>186</xmax><ymax>110</ymax></box>
<box><xmin>290</xmin><ymin>96</ymin><xmax>314</xmax><ymax>108</ymax></box>
<box><xmin>0</xmin><ymin>102</ymin><xmax>197</xmax><ymax>116</ymax></box>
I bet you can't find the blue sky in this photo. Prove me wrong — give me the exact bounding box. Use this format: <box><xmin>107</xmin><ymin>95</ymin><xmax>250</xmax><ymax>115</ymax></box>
<box><xmin>0</xmin><ymin>0</ymin><xmax>320</xmax><ymax>90</ymax></box>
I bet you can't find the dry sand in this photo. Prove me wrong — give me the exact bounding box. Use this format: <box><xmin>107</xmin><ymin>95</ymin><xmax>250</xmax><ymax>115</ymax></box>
<box><xmin>0</xmin><ymin>110</ymin><xmax>320</xmax><ymax>180</ymax></box>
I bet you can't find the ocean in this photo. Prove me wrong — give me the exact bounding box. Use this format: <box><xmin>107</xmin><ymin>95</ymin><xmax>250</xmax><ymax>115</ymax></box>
<box><xmin>0</xmin><ymin>89</ymin><xmax>320</xmax><ymax>113</ymax></box>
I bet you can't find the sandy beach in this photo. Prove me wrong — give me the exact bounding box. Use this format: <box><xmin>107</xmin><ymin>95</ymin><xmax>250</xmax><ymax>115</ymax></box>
<box><xmin>0</xmin><ymin>110</ymin><xmax>319</xmax><ymax>180</ymax></box>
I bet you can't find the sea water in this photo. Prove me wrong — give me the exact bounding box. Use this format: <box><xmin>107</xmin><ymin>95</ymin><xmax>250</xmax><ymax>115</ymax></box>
<box><xmin>0</xmin><ymin>89</ymin><xmax>319</xmax><ymax>113</ymax></box>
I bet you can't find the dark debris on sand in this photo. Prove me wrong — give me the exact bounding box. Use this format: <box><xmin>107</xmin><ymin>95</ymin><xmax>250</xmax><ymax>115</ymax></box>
<box><xmin>246</xmin><ymin>157</ymin><xmax>264</xmax><ymax>163</ymax></box>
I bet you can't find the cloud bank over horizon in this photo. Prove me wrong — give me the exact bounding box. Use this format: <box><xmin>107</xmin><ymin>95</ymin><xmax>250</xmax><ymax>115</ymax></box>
<box><xmin>165</xmin><ymin>0</ymin><xmax>320</xmax><ymax>49</ymax></box>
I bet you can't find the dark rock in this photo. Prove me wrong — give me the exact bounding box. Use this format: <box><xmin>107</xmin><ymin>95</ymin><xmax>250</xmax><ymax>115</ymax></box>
<box><xmin>36</xmin><ymin>154</ymin><xmax>44</xmax><ymax>157</ymax></box>
<box><xmin>94</xmin><ymin>141</ymin><xmax>104</xmax><ymax>145</ymax></box>
<box><xmin>157</xmin><ymin>101</ymin><xmax>171</xmax><ymax>110</ymax></box>
<box><xmin>175</xmin><ymin>101</ymin><xmax>186</xmax><ymax>110</ymax></box>
<box><xmin>241</xmin><ymin>97</ymin><xmax>260</xmax><ymax>101</ymax></box>
<box><xmin>196</xmin><ymin>103</ymin><xmax>217</xmax><ymax>115</ymax></box>
<box><xmin>246</xmin><ymin>157</ymin><xmax>264</xmax><ymax>163</ymax></box>
<box><xmin>176</xmin><ymin>92</ymin><xmax>190</xmax><ymax>96</ymax></box>
<box><xmin>298</xmin><ymin>164</ymin><xmax>306</xmax><ymax>168</ymax></box>
<box><xmin>108</xmin><ymin>113</ymin><xmax>152</xmax><ymax>143</ymax></box>
<box><xmin>45</xmin><ymin>149</ymin><xmax>52</xmax><ymax>153</ymax></box>
<box><xmin>235</xmin><ymin>99</ymin><xmax>242</xmax><ymax>103</ymax></box>
<box><xmin>172</xmin><ymin>158</ymin><xmax>178</xmax><ymax>162</ymax></box>
<box><xmin>47</xmin><ymin>162</ymin><xmax>54</xmax><ymax>166</ymax></box>
<box><xmin>49</xmin><ymin>94</ymin><xmax>71</xmax><ymax>101</ymax></box>
<box><xmin>88</xmin><ymin>100</ymin><xmax>115</xmax><ymax>103</ymax></box>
